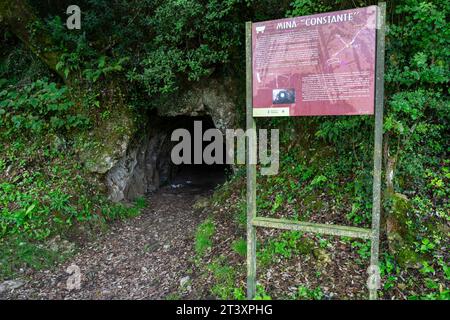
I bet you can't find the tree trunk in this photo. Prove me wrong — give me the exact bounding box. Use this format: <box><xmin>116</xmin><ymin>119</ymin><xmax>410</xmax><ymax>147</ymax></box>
<box><xmin>0</xmin><ymin>0</ymin><xmax>65</xmax><ymax>80</ymax></box>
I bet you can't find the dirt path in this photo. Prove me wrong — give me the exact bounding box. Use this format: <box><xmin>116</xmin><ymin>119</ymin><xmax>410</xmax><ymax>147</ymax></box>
<box><xmin>2</xmin><ymin>185</ymin><xmax>212</xmax><ymax>300</ymax></box>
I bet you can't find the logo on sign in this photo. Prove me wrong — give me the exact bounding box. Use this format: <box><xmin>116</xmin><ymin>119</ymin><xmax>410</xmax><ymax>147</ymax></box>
<box><xmin>256</xmin><ymin>26</ymin><xmax>266</xmax><ymax>34</ymax></box>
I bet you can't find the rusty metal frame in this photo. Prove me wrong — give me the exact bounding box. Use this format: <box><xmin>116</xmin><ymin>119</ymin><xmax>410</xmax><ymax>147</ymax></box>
<box><xmin>245</xmin><ymin>3</ymin><xmax>386</xmax><ymax>300</ymax></box>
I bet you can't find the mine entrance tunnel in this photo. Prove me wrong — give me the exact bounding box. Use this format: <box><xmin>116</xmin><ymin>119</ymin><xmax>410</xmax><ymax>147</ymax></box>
<box><xmin>164</xmin><ymin>115</ymin><xmax>229</xmax><ymax>190</ymax></box>
<box><xmin>106</xmin><ymin>114</ymin><xmax>229</xmax><ymax>201</ymax></box>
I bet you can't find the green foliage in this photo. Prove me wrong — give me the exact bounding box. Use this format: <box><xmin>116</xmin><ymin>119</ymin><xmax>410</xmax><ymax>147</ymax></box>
<box><xmin>165</xmin><ymin>292</ymin><xmax>182</xmax><ymax>300</ymax></box>
<box><xmin>195</xmin><ymin>218</ymin><xmax>215</xmax><ymax>255</ymax></box>
<box><xmin>288</xmin><ymin>0</ymin><xmax>332</xmax><ymax>17</ymax></box>
<box><xmin>409</xmin><ymin>289</ymin><xmax>450</xmax><ymax>301</ymax></box>
<box><xmin>379</xmin><ymin>253</ymin><xmax>400</xmax><ymax>290</ymax></box>
<box><xmin>351</xmin><ymin>240</ymin><xmax>371</xmax><ymax>266</ymax></box>
<box><xmin>232</xmin><ymin>286</ymin><xmax>246</xmax><ymax>300</ymax></box>
<box><xmin>258</xmin><ymin>231</ymin><xmax>314</xmax><ymax>266</ymax></box>
<box><xmin>0</xmin><ymin>135</ymin><xmax>146</xmax><ymax>276</ymax></box>
<box><xmin>0</xmin><ymin>154</ymin><xmax>144</xmax><ymax>241</ymax></box>
<box><xmin>207</xmin><ymin>256</ymin><xmax>237</xmax><ymax>299</ymax></box>
<box><xmin>0</xmin><ymin>42</ymin><xmax>51</xmax><ymax>83</ymax></box>
<box><xmin>254</xmin><ymin>284</ymin><xmax>272</xmax><ymax>300</ymax></box>
<box><xmin>83</xmin><ymin>56</ymin><xmax>130</xmax><ymax>83</ymax></box>
<box><xmin>125</xmin><ymin>0</ymin><xmax>244</xmax><ymax>102</ymax></box>
<box><xmin>32</xmin><ymin>0</ymin><xmax>250</xmax><ymax>108</ymax></box>
<box><xmin>134</xmin><ymin>196</ymin><xmax>148</xmax><ymax>210</ymax></box>
<box><xmin>235</xmin><ymin>200</ymin><xmax>248</xmax><ymax>228</ymax></box>
<box><xmin>0</xmin><ymin>236</ymin><xmax>70</xmax><ymax>280</ymax></box>
<box><xmin>296</xmin><ymin>285</ymin><xmax>324</xmax><ymax>300</ymax></box>
<box><xmin>0</xmin><ymin>79</ymin><xmax>90</xmax><ymax>138</ymax></box>
<box><xmin>232</xmin><ymin>238</ymin><xmax>247</xmax><ymax>257</ymax></box>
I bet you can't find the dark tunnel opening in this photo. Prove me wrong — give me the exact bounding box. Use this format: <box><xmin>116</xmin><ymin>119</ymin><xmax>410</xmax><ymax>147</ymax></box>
<box><xmin>163</xmin><ymin>115</ymin><xmax>230</xmax><ymax>190</ymax></box>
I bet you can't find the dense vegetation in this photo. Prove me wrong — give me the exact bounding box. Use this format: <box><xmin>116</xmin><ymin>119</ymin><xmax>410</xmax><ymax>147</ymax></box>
<box><xmin>0</xmin><ymin>0</ymin><xmax>448</xmax><ymax>299</ymax></box>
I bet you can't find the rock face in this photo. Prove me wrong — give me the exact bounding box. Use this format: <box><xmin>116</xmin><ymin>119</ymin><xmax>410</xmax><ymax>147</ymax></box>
<box><xmin>106</xmin><ymin>122</ymin><xmax>173</xmax><ymax>202</ymax></box>
<box><xmin>80</xmin><ymin>106</ymin><xmax>135</xmax><ymax>175</ymax></box>
<box><xmin>105</xmin><ymin>78</ymin><xmax>238</xmax><ymax>202</ymax></box>
<box><xmin>157</xmin><ymin>78</ymin><xmax>238</xmax><ymax>132</ymax></box>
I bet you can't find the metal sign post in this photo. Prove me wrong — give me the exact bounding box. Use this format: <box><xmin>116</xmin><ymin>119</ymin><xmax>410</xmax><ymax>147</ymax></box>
<box><xmin>369</xmin><ymin>1</ymin><xmax>386</xmax><ymax>300</ymax></box>
<box><xmin>245</xmin><ymin>3</ymin><xmax>386</xmax><ymax>300</ymax></box>
<box><xmin>246</xmin><ymin>20</ymin><xmax>257</xmax><ymax>299</ymax></box>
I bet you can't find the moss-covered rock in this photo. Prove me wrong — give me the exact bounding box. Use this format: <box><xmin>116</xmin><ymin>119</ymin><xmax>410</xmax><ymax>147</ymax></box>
<box><xmin>386</xmin><ymin>193</ymin><xmax>425</xmax><ymax>268</ymax></box>
<box><xmin>75</xmin><ymin>79</ymin><xmax>137</xmax><ymax>175</ymax></box>
<box><xmin>78</xmin><ymin>114</ymin><xmax>134</xmax><ymax>174</ymax></box>
<box><xmin>312</xmin><ymin>247</ymin><xmax>331</xmax><ymax>268</ymax></box>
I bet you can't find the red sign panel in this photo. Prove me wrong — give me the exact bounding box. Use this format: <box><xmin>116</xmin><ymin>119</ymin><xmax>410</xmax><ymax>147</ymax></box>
<box><xmin>252</xmin><ymin>6</ymin><xmax>377</xmax><ymax>117</ymax></box>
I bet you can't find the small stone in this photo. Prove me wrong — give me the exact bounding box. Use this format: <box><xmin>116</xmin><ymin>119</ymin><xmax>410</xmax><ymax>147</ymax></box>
<box><xmin>0</xmin><ymin>280</ymin><xmax>25</xmax><ymax>294</ymax></box>
<box><xmin>180</xmin><ymin>276</ymin><xmax>190</xmax><ymax>288</ymax></box>
<box><xmin>313</xmin><ymin>248</ymin><xmax>331</xmax><ymax>266</ymax></box>
<box><xmin>102</xmin><ymin>290</ymin><xmax>111</xmax><ymax>296</ymax></box>
<box><xmin>193</xmin><ymin>197</ymin><xmax>209</xmax><ymax>210</ymax></box>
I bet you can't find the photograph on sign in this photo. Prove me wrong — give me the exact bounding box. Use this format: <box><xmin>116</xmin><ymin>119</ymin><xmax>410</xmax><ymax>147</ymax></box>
<box><xmin>252</xmin><ymin>6</ymin><xmax>377</xmax><ymax>117</ymax></box>
<box><xmin>273</xmin><ymin>89</ymin><xmax>296</xmax><ymax>104</ymax></box>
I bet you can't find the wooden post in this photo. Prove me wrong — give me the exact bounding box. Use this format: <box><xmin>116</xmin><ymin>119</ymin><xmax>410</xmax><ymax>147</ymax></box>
<box><xmin>369</xmin><ymin>2</ymin><xmax>386</xmax><ymax>300</ymax></box>
<box><xmin>246</xmin><ymin>21</ymin><xmax>257</xmax><ymax>299</ymax></box>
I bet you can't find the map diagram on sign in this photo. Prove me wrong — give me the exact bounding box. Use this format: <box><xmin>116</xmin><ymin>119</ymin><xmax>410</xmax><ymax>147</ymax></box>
<box><xmin>252</xmin><ymin>6</ymin><xmax>377</xmax><ymax>117</ymax></box>
<box><xmin>326</xmin><ymin>26</ymin><xmax>366</xmax><ymax>65</ymax></box>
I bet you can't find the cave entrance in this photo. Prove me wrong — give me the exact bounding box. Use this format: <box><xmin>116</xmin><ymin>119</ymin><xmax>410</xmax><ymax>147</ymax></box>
<box><xmin>106</xmin><ymin>114</ymin><xmax>230</xmax><ymax>201</ymax></box>
<box><xmin>165</xmin><ymin>115</ymin><xmax>229</xmax><ymax>190</ymax></box>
